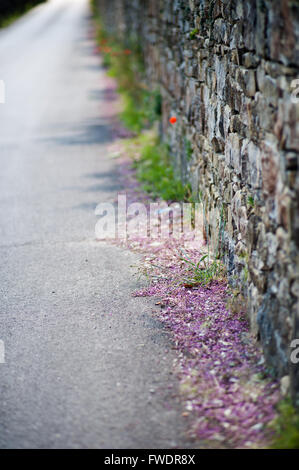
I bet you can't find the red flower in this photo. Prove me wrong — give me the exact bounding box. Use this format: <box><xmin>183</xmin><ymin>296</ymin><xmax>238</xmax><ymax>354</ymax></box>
<box><xmin>169</xmin><ymin>116</ymin><xmax>177</xmax><ymax>124</ymax></box>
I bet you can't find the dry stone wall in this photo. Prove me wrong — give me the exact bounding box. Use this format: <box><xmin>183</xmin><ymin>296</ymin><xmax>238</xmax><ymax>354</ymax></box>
<box><xmin>96</xmin><ymin>0</ymin><xmax>299</xmax><ymax>403</ymax></box>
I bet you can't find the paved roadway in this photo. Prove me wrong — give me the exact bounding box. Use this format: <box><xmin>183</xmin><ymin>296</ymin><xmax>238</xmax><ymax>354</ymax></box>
<box><xmin>0</xmin><ymin>0</ymin><xmax>192</xmax><ymax>449</ymax></box>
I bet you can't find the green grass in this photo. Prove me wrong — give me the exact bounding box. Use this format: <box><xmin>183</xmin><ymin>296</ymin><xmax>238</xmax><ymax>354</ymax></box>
<box><xmin>92</xmin><ymin>2</ymin><xmax>161</xmax><ymax>133</ymax></box>
<box><xmin>179</xmin><ymin>250</ymin><xmax>225</xmax><ymax>287</ymax></box>
<box><xmin>271</xmin><ymin>399</ymin><xmax>299</xmax><ymax>449</ymax></box>
<box><xmin>107</xmin><ymin>49</ymin><xmax>161</xmax><ymax>132</ymax></box>
<box><xmin>127</xmin><ymin>132</ymin><xmax>192</xmax><ymax>202</ymax></box>
<box><xmin>92</xmin><ymin>0</ymin><xmax>191</xmax><ymax>203</ymax></box>
<box><xmin>119</xmin><ymin>89</ymin><xmax>161</xmax><ymax>133</ymax></box>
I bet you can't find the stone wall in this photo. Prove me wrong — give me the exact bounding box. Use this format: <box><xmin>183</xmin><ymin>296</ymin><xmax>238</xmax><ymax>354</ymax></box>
<box><xmin>96</xmin><ymin>0</ymin><xmax>299</xmax><ymax>403</ymax></box>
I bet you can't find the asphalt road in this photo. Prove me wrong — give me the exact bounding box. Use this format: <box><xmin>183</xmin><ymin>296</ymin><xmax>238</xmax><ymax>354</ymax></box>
<box><xmin>0</xmin><ymin>0</ymin><xmax>193</xmax><ymax>449</ymax></box>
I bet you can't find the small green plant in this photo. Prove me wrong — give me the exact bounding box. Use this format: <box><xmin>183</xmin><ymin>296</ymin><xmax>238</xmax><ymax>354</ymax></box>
<box><xmin>189</xmin><ymin>28</ymin><xmax>199</xmax><ymax>39</ymax></box>
<box><xmin>247</xmin><ymin>196</ymin><xmax>255</xmax><ymax>207</ymax></box>
<box><xmin>271</xmin><ymin>398</ymin><xmax>299</xmax><ymax>449</ymax></box>
<box><xmin>179</xmin><ymin>250</ymin><xmax>225</xmax><ymax>287</ymax></box>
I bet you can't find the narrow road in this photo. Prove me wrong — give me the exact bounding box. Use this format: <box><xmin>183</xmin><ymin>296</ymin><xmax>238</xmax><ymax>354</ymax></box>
<box><xmin>0</xmin><ymin>0</ymin><xmax>192</xmax><ymax>449</ymax></box>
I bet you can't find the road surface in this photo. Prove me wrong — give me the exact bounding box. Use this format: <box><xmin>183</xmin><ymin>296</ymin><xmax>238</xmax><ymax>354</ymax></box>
<box><xmin>0</xmin><ymin>0</ymin><xmax>193</xmax><ymax>449</ymax></box>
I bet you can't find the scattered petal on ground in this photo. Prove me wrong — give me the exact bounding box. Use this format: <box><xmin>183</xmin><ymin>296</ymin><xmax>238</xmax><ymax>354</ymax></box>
<box><xmin>102</xmin><ymin>134</ymin><xmax>281</xmax><ymax>449</ymax></box>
